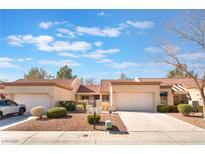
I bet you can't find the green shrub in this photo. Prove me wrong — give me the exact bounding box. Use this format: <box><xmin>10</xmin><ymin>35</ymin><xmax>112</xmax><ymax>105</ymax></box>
<box><xmin>47</xmin><ymin>107</ymin><xmax>67</xmax><ymax>118</ymax></box>
<box><xmin>157</xmin><ymin>105</ymin><xmax>171</xmax><ymax>113</ymax></box>
<box><xmin>197</xmin><ymin>106</ymin><xmax>204</xmax><ymax>113</ymax></box>
<box><xmin>77</xmin><ymin>101</ymin><xmax>87</xmax><ymax>111</ymax></box>
<box><xmin>59</xmin><ymin>101</ymin><xmax>76</xmax><ymax>111</ymax></box>
<box><xmin>87</xmin><ymin>114</ymin><xmax>101</xmax><ymax>124</ymax></box>
<box><xmin>170</xmin><ymin>105</ymin><xmax>178</xmax><ymax>112</ymax></box>
<box><xmin>177</xmin><ymin>104</ymin><xmax>192</xmax><ymax>115</ymax></box>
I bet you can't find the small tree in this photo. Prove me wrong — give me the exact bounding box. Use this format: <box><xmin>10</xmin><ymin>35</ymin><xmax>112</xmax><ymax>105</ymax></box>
<box><xmin>120</xmin><ymin>72</ymin><xmax>127</xmax><ymax>80</ymax></box>
<box><xmin>56</xmin><ymin>65</ymin><xmax>76</xmax><ymax>79</ymax></box>
<box><xmin>24</xmin><ymin>67</ymin><xmax>52</xmax><ymax>79</ymax></box>
<box><xmin>167</xmin><ymin>66</ymin><xmax>194</xmax><ymax>78</ymax></box>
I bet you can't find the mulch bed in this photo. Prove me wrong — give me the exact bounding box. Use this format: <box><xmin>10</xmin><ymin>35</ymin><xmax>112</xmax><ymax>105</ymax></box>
<box><xmin>168</xmin><ymin>113</ymin><xmax>205</xmax><ymax>129</ymax></box>
<box><xmin>4</xmin><ymin>113</ymin><xmax>127</xmax><ymax>132</ymax></box>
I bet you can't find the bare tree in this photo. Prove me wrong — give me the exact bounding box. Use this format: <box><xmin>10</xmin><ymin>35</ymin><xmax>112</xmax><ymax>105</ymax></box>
<box><xmin>159</xmin><ymin>43</ymin><xmax>205</xmax><ymax>106</ymax></box>
<box><xmin>85</xmin><ymin>77</ymin><xmax>97</xmax><ymax>85</ymax></box>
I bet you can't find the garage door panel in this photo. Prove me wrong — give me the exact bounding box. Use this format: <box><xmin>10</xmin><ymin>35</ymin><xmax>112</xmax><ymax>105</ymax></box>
<box><xmin>116</xmin><ymin>93</ymin><xmax>154</xmax><ymax>111</ymax></box>
<box><xmin>14</xmin><ymin>94</ymin><xmax>51</xmax><ymax>112</ymax></box>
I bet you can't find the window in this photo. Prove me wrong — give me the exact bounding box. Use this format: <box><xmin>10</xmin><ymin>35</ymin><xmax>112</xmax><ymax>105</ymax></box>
<box><xmin>94</xmin><ymin>95</ymin><xmax>100</xmax><ymax>100</ymax></box>
<box><xmin>0</xmin><ymin>101</ymin><xmax>7</xmax><ymax>106</ymax></box>
<box><xmin>160</xmin><ymin>92</ymin><xmax>168</xmax><ymax>105</ymax></box>
<box><xmin>81</xmin><ymin>95</ymin><xmax>89</xmax><ymax>100</ymax></box>
<box><xmin>102</xmin><ymin>95</ymin><xmax>109</xmax><ymax>101</ymax></box>
<box><xmin>6</xmin><ymin>100</ymin><xmax>17</xmax><ymax>106</ymax></box>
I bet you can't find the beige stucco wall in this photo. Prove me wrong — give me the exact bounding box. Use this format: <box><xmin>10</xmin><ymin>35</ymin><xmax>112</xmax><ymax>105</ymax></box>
<box><xmin>4</xmin><ymin>85</ymin><xmax>73</xmax><ymax>106</ymax></box>
<box><xmin>110</xmin><ymin>85</ymin><xmax>161</xmax><ymax>111</ymax></box>
<box><xmin>188</xmin><ymin>88</ymin><xmax>205</xmax><ymax>105</ymax></box>
<box><xmin>160</xmin><ymin>88</ymin><xmax>174</xmax><ymax>105</ymax></box>
<box><xmin>0</xmin><ymin>89</ymin><xmax>4</xmax><ymax>94</ymax></box>
<box><xmin>71</xmin><ymin>78</ymin><xmax>81</xmax><ymax>100</ymax></box>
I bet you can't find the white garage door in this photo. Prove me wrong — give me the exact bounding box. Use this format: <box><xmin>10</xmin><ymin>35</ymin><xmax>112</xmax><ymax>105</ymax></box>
<box><xmin>116</xmin><ymin>93</ymin><xmax>154</xmax><ymax>111</ymax></box>
<box><xmin>14</xmin><ymin>94</ymin><xmax>52</xmax><ymax>112</ymax></box>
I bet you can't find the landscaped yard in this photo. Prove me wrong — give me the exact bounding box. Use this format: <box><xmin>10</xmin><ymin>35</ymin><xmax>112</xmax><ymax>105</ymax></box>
<box><xmin>168</xmin><ymin>113</ymin><xmax>205</xmax><ymax>129</ymax></box>
<box><xmin>3</xmin><ymin>113</ymin><xmax>127</xmax><ymax>132</ymax></box>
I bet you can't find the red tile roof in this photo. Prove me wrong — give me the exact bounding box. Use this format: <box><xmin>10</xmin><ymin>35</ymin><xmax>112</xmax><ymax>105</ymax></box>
<box><xmin>100</xmin><ymin>80</ymin><xmax>113</xmax><ymax>93</ymax></box>
<box><xmin>77</xmin><ymin>85</ymin><xmax>100</xmax><ymax>93</ymax></box>
<box><xmin>100</xmin><ymin>78</ymin><xmax>200</xmax><ymax>92</ymax></box>
<box><xmin>4</xmin><ymin>79</ymin><xmax>75</xmax><ymax>90</ymax></box>
<box><xmin>139</xmin><ymin>78</ymin><xmax>199</xmax><ymax>88</ymax></box>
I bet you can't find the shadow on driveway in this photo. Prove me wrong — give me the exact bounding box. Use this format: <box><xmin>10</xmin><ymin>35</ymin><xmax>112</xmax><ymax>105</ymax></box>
<box><xmin>0</xmin><ymin>114</ymin><xmax>31</xmax><ymax>130</ymax></box>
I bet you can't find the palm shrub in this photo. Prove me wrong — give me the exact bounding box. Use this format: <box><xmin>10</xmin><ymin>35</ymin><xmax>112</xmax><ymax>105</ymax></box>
<box><xmin>177</xmin><ymin>104</ymin><xmax>192</xmax><ymax>115</ymax></box>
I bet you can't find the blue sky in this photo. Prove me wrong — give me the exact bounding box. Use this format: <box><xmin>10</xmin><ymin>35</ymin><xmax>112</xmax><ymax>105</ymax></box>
<box><xmin>1</xmin><ymin>9</ymin><xmax>202</xmax><ymax>81</ymax></box>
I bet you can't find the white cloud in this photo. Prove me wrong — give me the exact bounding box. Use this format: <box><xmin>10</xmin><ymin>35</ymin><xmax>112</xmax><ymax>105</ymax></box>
<box><xmin>97</xmin><ymin>11</ymin><xmax>111</xmax><ymax>16</ymax></box>
<box><xmin>58</xmin><ymin>52</ymin><xmax>79</xmax><ymax>58</ymax></box>
<box><xmin>76</xmin><ymin>26</ymin><xmax>121</xmax><ymax>37</ymax></box>
<box><xmin>144</xmin><ymin>46</ymin><xmax>161</xmax><ymax>53</ymax></box>
<box><xmin>7</xmin><ymin>34</ymin><xmax>91</xmax><ymax>52</ymax></box>
<box><xmin>83</xmin><ymin>52</ymin><xmax>105</xmax><ymax>60</ymax></box>
<box><xmin>7</xmin><ymin>35</ymin><xmax>54</xmax><ymax>51</ymax></box>
<box><xmin>39</xmin><ymin>22</ymin><xmax>53</xmax><ymax>29</ymax></box>
<box><xmin>83</xmin><ymin>48</ymin><xmax>120</xmax><ymax>60</ymax></box>
<box><xmin>179</xmin><ymin>52</ymin><xmax>205</xmax><ymax>60</ymax></box>
<box><xmin>0</xmin><ymin>74</ymin><xmax>22</xmax><ymax>82</ymax></box>
<box><xmin>97</xmin><ymin>58</ymin><xmax>112</xmax><ymax>63</ymax></box>
<box><xmin>126</xmin><ymin>20</ymin><xmax>155</xmax><ymax>29</ymax></box>
<box><xmin>39</xmin><ymin>21</ymin><xmax>67</xmax><ymax>29</ymax></box>
<box><xmin>0</xmin><ymin>57</ymin><xmax>14</xmax><ymax>62</ymax></box>
<box><xmin>0</xmin><ymin>57</ymin><xmax>18</xmax><ymax>68</ymax></box>
<box><xmin>38</xmin><ymin>59</ymin><xmax>80</xmax><ymax>67</ymax></box>
<box><xmin>51</xmin><ymin>41</ymin><xmax>91</xmax><ymax>52</ymax></box>
<box><xmin>97</xmin><ymin>11</ymin><xmax>105</xmax><ymax>16</ymax></box>
<box><xmin>94</xmin><ymin>41</ymin><xmax>103</xmax><ymax>47</ymax></box>
<box><xmin>110</xmin><ymin>62</ymin><xmax>139</xmax><ymax>69</ymax></box>
<box><xmin>96</xmin><ymin>48</ymin><xmax>120</xmax><ymax>54</ymax></box>
<box><xmin>57</xmin><ymin>28</ymin><xmax>75</xmax><ymax>38</ymax></box>
<box><xmin>17</xmin><ymin>57</ymin><xmax>33</xmax><ymax>62</ymax></box>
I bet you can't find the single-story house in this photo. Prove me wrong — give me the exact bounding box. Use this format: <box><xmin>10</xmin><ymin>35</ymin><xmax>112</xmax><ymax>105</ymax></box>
<box><xmin>3</xmin><ymin>78</ymin><xmax>80</xmax><ymax>111</ymax></box>
<box><xmin>2</xmin><ymin>78</ymin><xmax>204</xmax><ymax>112</ymax></box>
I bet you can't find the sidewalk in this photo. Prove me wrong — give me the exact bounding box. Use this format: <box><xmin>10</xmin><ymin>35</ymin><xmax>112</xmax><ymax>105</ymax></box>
<box><xmin>1</xmin><ymin>131</ymin><xmax>205</xmax><ymax>145</ymax></box>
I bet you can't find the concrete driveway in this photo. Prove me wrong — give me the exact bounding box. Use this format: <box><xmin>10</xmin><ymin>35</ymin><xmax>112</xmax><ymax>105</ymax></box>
<box><xmin>0</xmin><ymin>114</ymin><xmax>33</xmax><ymax>130</ymax></box>
<box><xmin>117</xmin><ymin>111</ymin><xmax>205</xmax><ymax>132</ymax></box>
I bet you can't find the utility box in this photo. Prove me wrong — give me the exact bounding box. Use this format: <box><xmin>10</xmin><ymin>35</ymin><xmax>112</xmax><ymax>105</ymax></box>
<box><xmin>105</xmin><ymin>120</ymin><xmax>112</xmax><ymax>130</ymax></box>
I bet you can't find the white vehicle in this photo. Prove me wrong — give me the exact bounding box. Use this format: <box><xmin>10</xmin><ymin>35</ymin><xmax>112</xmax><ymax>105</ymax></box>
<box><xmin>0</xmin><ymin>99</ymin><xmax>26</xmax><ymax>118</ymax></box>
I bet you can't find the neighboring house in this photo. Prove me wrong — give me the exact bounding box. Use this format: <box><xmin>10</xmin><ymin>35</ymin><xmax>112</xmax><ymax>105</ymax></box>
<box><xmin>2</xmin><ymin>77</ymin><xmax>204</xmax><ymax>112</ymax></box>
<box><xmin>3</xmin><ymin>78</ymin><xmax>80</xmax><ymax>111</ymax></box>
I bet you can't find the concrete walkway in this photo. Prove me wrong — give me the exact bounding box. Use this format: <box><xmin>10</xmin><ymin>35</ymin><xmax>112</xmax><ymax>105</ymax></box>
<box><xmin>117</xmin><ymin>111</ymin><xmax>205</xmax><ymax>132</ymax></box>
<box><xmin>1</xmin><ymin>131</ymin><xmax>205</xmax><ymax>144</ymax></box>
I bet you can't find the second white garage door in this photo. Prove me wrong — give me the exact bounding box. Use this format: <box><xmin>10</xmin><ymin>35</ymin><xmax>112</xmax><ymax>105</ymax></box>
<box><xmin>116</xmin><ymin>93</ymin><xmax>154</xmax><ymax>111</ymax></box>
<box><xmin>14</xmin><ymin>94</ymin><xmax>52</xmax><ymax>112</ymax></box>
